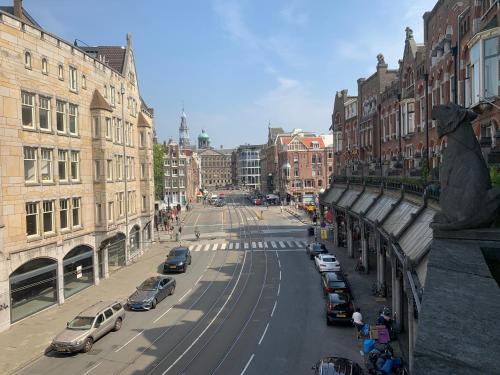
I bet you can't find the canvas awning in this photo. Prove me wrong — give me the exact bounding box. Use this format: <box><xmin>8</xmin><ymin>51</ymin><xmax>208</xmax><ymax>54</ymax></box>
<box><xmin>382</xmin><ymin>201</ymin><xmax>419</xmax><ymax>237</ymax></box>
<box><xmin>398</xmin><ymin>207</ymin><xmax>435</xmax><ymax>265</ymax></box>
<box><xmin>337</xmin><ymin>189</ymin><xmax>361</xmax><ymax>209</ymax></box>
<box><xmin>320</xmin><ymin>187</ymin><xmax>344</xmax><ymax>205</ymax></box>
<box><xmin>365</xmin><ymin>195</ymin><xmax>396</xmax><ymax>223</ymax></box>
<box><xmin>351</xmin><ymin>192</ymin><xmax>377</xmax><ymax>215</ymax></box>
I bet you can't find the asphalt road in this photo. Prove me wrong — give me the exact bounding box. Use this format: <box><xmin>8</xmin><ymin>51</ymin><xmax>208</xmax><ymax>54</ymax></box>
<box><xmin>17</xmin><ymin>193</ymin><xmax>360</xmax><ymax>375</ymax></box>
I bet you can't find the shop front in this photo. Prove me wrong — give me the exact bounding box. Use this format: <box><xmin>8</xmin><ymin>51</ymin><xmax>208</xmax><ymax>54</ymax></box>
<box><xmin>62</xmin><ymin>245</ymin><xmax>94</xmax><ymax>299</ymax></box>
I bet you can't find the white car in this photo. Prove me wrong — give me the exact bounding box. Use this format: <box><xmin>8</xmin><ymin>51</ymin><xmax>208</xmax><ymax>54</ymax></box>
<box><xmin>315</xmin><ymin>254</ymin><xmax>340</xmax><ymax>272</ymax></box>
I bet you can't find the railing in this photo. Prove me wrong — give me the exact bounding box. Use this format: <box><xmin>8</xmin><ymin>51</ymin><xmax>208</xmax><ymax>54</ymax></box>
<box><xmin>332</xmin><ymin>175</ymin><xmax>440</xmax><ymax>201</ymax></box>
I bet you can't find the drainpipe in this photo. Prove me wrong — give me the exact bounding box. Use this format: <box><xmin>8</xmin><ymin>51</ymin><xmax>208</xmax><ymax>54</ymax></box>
<box><xmin>458</xmin><ymin>6</ymin><xmax>470</xmax><ymax>107</ymax></box>
<box><xmin>424</xmin><ymin>73</ymin><xmax>430</xmax><ymax>167</ymax></box>
<box><xmin>121</xmin><ymin>83</ymin><xmax>130</xmax><ymax>263</ymax></box>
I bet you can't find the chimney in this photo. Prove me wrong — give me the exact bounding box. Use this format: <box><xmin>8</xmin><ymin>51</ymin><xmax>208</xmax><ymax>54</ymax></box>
<box><xmin>13</xmin><ymin>0</ymin><xmax>22</xmax><ymax>18</ymax></box>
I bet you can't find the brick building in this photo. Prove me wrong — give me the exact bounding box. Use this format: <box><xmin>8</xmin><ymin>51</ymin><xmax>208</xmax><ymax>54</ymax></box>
<box><xmin>261</xmin><ymin>127</ymin><xmax>284</xmax><ymax>194</ymax></box>
<box><xmin>0</xmin><ymin>1</ymin><xmax>154</xmax><ymax>331</ymax></box>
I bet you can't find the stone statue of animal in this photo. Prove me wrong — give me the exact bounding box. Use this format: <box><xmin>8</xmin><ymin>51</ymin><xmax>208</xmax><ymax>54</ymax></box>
<box><xmin>431</xmin><ymin>103</ymin><xmax>500</xmax><ymax>230</ymax></box>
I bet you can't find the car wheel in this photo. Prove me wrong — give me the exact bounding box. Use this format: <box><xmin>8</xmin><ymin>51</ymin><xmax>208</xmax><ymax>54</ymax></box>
<box><xmin>113</xmin><ymin>318</ymin><xmax>122</xmax><ymax>331</ymax></box>
<box><xmin>151</xmin><ymin>298</ymin><xmax>157</xmax><ymax>309</ymax></box>
<box><xmin>170</xmin><ymin>285</ymin><xmax>175</xmax><ymax>295</ymax></box>
<box><xmin>82</xmin><ymin>337</ymin><xmax>93</xmax><ymax>353</ymax></box>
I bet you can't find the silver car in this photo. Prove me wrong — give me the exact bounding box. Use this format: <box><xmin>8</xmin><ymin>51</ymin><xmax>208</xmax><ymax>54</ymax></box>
<box><xmin>51</xmin><ymin>301</ymin><xmax>125</xmax><ymax>353</ymax></box>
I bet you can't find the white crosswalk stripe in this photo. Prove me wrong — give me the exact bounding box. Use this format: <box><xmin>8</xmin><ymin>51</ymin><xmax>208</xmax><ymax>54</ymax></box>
<box><xmin>286</xmin><ymin>241</ymin><xmax>294</xmax><ymax>248</ymax></box>
<box><xmin>244</xmin><ymin>242</ymin><xmax>249</xmax><ymax>249</ymax></box>
<box><xmin>257</xmin><ymin>242</ymin><xmax>263</xmax><ymax>248</ymax></box>
<box><xmin>294</xmin><ymin>240</ymin><xmax>302</xmax><ymax>248</ymax></box>
<box><xmin>194</xmin><ymin>245</ymin><xmax>202</xmax><ymax>252</ymax></box>
<box><xmin>188</xmin><ymin>245</ymin><xmax>194</xmax><ymax>251</ymax></box>
<box><xmin>213</xmin><ymin>243</ymin><xmax>219</xmax><ymax>251</ymax></box>
<box><xmin>221</xmin><ymin>243</ymin><xmax>227</xmax><ymax>250</ymax></box>
<box><xmin>228</xmin><ymin>242</ymin><xmax>234</xmax><ymax>250</ymax></box>
<box><xmin>235</xmin><ymin>243</ymin><xmax>240</xmax><ymax>249</ymax></box>
<box><xmin>271</xmin><ymin>241</ymin><xmax>277</xmax><ymax>249</ymax></box>
<box><xmin>203</xmin><ymin>244</ymin><xmax>210</xmax><ymax>251</ymax></box>
<box><xmin>251</xmin><ymin>242</ymin><xmax>256</xmax><ymax>248</ymax></box>
<box><xmin>279</xmin><ymin>241</ymin><xmax>286</xmax><ymax>248</ymax></box>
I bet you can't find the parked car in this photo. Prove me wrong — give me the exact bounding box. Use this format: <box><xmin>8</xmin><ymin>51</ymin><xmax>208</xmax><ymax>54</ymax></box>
<box><xmin>51</xmin><ymin>301</ymin><xmax>125</xmax><ymax>353</ymax></box>
<box><xmin>325</xmin><ymin>292</ymin><xmax>354</xmax><ymax>325</ymax></box>
<box><xmin>315</xmin><ymin>253</ymin><xmax>340</xmax><ymax>272</ymax></box>
<box><xmin>306</xmin><ymin>242</ymin><xmax>328</xmax><ymax>259</ymax></box>
<box><xmin>127</xmin><ymin>276</ymin><xmax>176</xmax><ymax>310</ymax></box>
<box><xmin>164</xmin><ymin>246</ymin><xmax>192</xmax><ymax>273</ymax></box>
<box><xmin>312</xmin><ymin>356</ymin><xmax>364</xmax><ymax>374</ymax></box>
<box><xmin>321</xmin><ymin>272</ymin><xmax>351</xmax><ymax>296</ymax></box>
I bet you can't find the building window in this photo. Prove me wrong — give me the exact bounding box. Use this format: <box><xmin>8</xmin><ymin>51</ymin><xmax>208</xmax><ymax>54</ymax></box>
<box><xmin>72</xmin><ymin>198</ymin><xmax>81</xmax><ymax>227</ymax></box>
<box><xmin>58</xmin><ymin>150</ymin><xmax>68</xmax><ymax>182</ymax></box>
<box><xmin>21</xmin><ymin>91</ymin><xmax>35</xmax><ymax>128</ymax></box>
<box><xmin>107</xmin><ymin>159</ymin><xmax>113</xmax><ymax>181</ymax></box>
<box><xmin>110</xmin><ymin>86</ymin><xmax>115</xmax><ymax>106</ymax></box>
<box><xmin>108</xmin><ymin>201</ymin><xmax>114</xmax><ymax>222</ymax></box>
<box><xmin>95</xmin><ymin>203</ymin><xmax>102</xmax><ymax>225</ymax></box>
<box><xmin>42</xmin><ymin>200</ymin><xmax>54</xmax><ymax>233</ymax></box>
<box><xmin>116</xmin><ymin>156</ymin><xmax>123</xmax><ymax>180</ymax></box>
<box><xmin>142</xmin><ymin>195</ymin><xmax>147</xmax><ymax>211</ymax></box>
<box><xmin>58</xmin><ymin>64</ymin><xmax>64</xmax><ymax>80</ymax></box>
<box><xmin>69</xmin><ymin>66</ymin><xmax>78</xmax><ymax>91</ymax></box>
<box><xmin>41</xmin><ymin>149</ymin><xmax>53</xmax><ymax>182</ymax></box>
<box><xmin>42</xmin><ymin>58</ymin><xmax>48</xmax><ymax>74</ymax></box>
<box><xmin>140</xmin><ymin>131</ymin><xmax>145</xmax><ymax>147</ymax></box>
<box><xmin>140</xmin><ymin>163</ymin><xmax>146</xmax><ymax>179</ymax></box>
<box><xmin>82</xmin><ymin>74</ymin><xmax>86</xmax><ymax>89</ymax></box>
<box><xmin>60</xmin><ymin>199</ymin><xmax>69</xmax><ymax>230</ymax></box>
<box><xmin>92</xmin><ymin>116</ymin><xmax>100</xmax><ymax>138</ymax></box>
<box><xmin>38</xmin><ymin>96</ymin><xmax>51</xmax><ymax>130</ymax></box>
<box><xmin>68</xmin><ymin>104</ymin><xmax>78</xmax><ymax>135</ymax></box>
<box><xmin>26</xmin><ymin>202</ymin><xmax>38</xmax><ymax>236</ymax></box>
<box><xmin>118</xmin><ymin>192</ymin><xmax>125</xmax><ymax>217</ymax></box>
<box><xmin>70</xmin><ymin>151</ymin><xmax>79</xmax><ymax>181</ymax></box>
<box><xmin>24</xmin><ymin>147</ymin><xmax>37</xmax><ymax>183</ymax></box>
<box><xmin>24</xmin><ymin>51</ymin><xmax>31</xmax><ymax>69</ymax></box>
<box><xmin>105</xmin><ymin>117</ymin><xmax>111</xmax><ymax>139</ymax></box>
<box><xmin>449</xmin><ymin>75</ymin><xmax>455</xmax><ymax>104</ymax></box>
<box><xmin>94</xmin><ymin>160</ymin><xmax>101</xmax><ymax>181</ymax></box>
<box><xmin>116</xmin><ymin>119</ymin><xmax>122</xmax><ymax>143</ymax></box>
<box><xmin>56</xmin><ymin>100</ymin><xmax>66</xmax><ymax>133</ymax></box>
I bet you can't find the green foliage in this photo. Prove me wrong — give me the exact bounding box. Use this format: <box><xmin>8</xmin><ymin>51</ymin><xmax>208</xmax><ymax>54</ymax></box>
<box><xmin>490</xmin><ymin>167</ymin><xmax>500</xmax><ymax>188</ymax></box>
<box><xmin>421</xmin><ymin>159</ymin><xmax>429</xmax><ymax>183</ymax></box>
<box><xmin>153</xmin><ymin>143</ymin><xmax>165</xmax><ymax>201</ymax></box>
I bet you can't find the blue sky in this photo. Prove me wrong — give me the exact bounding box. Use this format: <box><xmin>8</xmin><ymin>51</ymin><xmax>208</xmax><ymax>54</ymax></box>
<box><xmin>21</xmin><ymin>0</ymin><xmax>436</xmax><ymax>148</ymax></box>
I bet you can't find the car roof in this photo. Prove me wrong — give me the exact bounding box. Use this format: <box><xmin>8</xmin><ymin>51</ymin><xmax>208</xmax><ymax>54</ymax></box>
<box><xmin>78</xmin><ymin>301</ymin><xmax>119</xmax><ymax>316</ymax></box>
<box><xmin>324</xmin><ymin>272</ymin><xmax>343</xmax><ymax>280</ymax></box>
<box><xmin>328</xmin><ymin>293</ymin><xmax>350</xmax><ymax>303</ymax></box>
<box><xmin>171</xmin><ymin>246</ymin><xmax>188</xmax><ymax>251</ymax></box>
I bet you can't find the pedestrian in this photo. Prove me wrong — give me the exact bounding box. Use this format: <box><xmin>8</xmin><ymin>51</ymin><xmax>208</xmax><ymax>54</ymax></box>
<box><xmin>178</xmin><ymin>226</ymin><xmax>183</xmax><ymax>241</ymax></box>
<box><xmin>163</xmin><ymin>217</ymin><xmax>168</xmax><ymax>231</ymax></box>
<box><xmin>280</xmin><ymin>205</ymin><xmax>283</xmax><ymax>213</ymax></box>
<box><xmin>176</xmin><ymin>216</ymin><xmax>180</xmax><ymax>225</ymax></box>
<box><xmin>352</xmin><ymin>307</ymin><xmax>364</xmax><ymax>331</ymax></box>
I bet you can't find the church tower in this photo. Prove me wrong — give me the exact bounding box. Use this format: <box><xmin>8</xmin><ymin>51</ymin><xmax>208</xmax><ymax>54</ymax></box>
<box><xmin>179</xmin><ymin>108</ymin><xmax>190</xmax><ymax>148</ymax></box>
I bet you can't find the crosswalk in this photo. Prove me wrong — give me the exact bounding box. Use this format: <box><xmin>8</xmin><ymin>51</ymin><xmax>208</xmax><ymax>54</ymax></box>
<box><xmin>187</xmin><ymin>240</ymin><xmax>309</xmax><ymax>252</ymax></box>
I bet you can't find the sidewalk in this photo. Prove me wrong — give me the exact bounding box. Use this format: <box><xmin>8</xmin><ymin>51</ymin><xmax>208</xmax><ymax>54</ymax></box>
<box><xmin>0</xmin><ymin>215</ymin><xmax>190</xmax><ymax>375</ymax></box>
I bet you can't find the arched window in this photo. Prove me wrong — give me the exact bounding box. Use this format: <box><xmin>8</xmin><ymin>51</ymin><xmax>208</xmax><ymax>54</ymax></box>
<box><xmin>58</xmin><ymin>64</ymin><xmax>64</xmax><ymax>80</ymax></box>
<box><xmin>42</xmin><ymin>58</ymin><xmax>48</xmax><ymax>74</ymax></box>
<box><xmin>24</xmin><ymin>51</ymin><xmax>31</xmax><ymax>68</ymax></box>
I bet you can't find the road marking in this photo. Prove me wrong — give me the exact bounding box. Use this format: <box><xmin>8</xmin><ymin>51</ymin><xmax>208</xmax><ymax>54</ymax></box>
<box><xmin>203</xmin><ymin>244</ymin><xmax>210</xmax><ymax>251</ymax></box>
<box><xmin>241</xmin><ymin>354</ymin><xmax>255</xmax><ymax>375</ymax></box>
<box><xmin>244</xmin><ymin>242</ymin><xmax>249</xmax><ymax>249</ymax></box>
<box><xmin>271</xmin><ymin>300</ymin><xmax>277</xmax><ymax>317</ymax></box>
<box><xmin>275</xmin><ymin>250</ymin><xmax>279</xmax><ymax>259</ymax></box>
<box><xmin>286</xmin><ymin>241</ymin><xmax>294</xmax><ymax>248</ymax></box>
<box><xmin>194</xmin><ymin>245</ymin><xmax>202</xmax><ymax>252</ymax></box>
<box><xmin>213</xmin><ymin>243</ymin><xmax>219</xmax><ymax>251</ymax></box>
<box><xmin>257</xmin><ymin>242</ymin><xmax>263</xmax><ymax>248</ymax></box>
<box><xmin>258</xmin><ymin>323</ymin><xmax>270</xmax><ymax>345</ymax></box>
<box><xmin>271</xmin><ymin>241</ymin><xmax>277</xmax><ymax>248</ymax></box>
<box><xmin>279</xmin><ymin>270</ymin><xmax>282</xmax><ymax>281</ymax></box>
<box><xmin>235</xmin><ymin>243</ymin><xmax>240</xmax><ymax>249</ymax></box>
<box><xmin>278</xmin><ymin>258</ymin><xmax>281</xmax><ymax>268</ymax></box>
<box><xmin>179</xmin><ymin>288</ymin><xmax>192</xmax><ymax>302</ymax></box>
<box><xmin>252</xmin><ymin>248</ymin><xmax>303</xmax><ymax>252</ymax></box>
<box><xmin>115</xmin><ymin>329</ymin><xmax>145</xmax><ymax>352</ymax></box>
<box><xmin>153</xmin><ymin>307</ymin><xmax>173</xmax><ymax>324</ymax></box>
<box><xmin>82</xmin><ymin>361</ymin><xmax>103</xmax><ymax>375</ymax></box>
<box><xmin>163</xmin><ymin>250</ymin><xmax>248</xmax><ymax>374</ymax></box>
<box><xmin>277</xmin><ymin>284</ymin><xmax>281</xmax><ymax>296</ymax></box>
<box><xmin>228</xmin><ymin>242</ymin><xmax>234</xmax><ymax>250</ymax></box>
<box><xmin>294</xmin><ymin>240</ymin><xmax>302</xmax><ymax>248</ymax></box>
<box><xmin>188</xmin><ymin>245</ymin><xmax>194</xmax><ymax>251</ymax></box>
<box><xmin>279</xmin><ymin>241</ymin><xmax>285</xmax><ymax>248</ymax></box>
<box><xmin>251</xmin><ymin>241</ymin><xmax>256</xmax><ymax>248</ymax></box>
<box><xmin>196</xmin><ymin>275</ymin><xmax>203</xmax><ymax>284</ymax></box>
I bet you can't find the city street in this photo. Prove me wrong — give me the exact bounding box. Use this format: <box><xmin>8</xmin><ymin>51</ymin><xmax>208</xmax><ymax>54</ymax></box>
<box><xmin>14</xmin><ymin>193</ymin><xmax>360</xmax><ymax>375</ymax></box>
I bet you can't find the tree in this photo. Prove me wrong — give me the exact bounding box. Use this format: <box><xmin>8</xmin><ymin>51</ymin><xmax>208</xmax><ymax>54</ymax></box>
<box><xmin>490</xmin><ymin>166</ymin><xmax>500</xmax><ymax>188</ymax></box>
<box><xmin>153</xmin><ymin>143</ymin><xmax>165</xmax><ymax>201</ymax></box>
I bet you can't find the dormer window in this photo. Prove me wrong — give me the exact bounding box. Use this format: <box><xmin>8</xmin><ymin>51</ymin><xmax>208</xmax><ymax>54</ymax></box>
<box><xmin>24</xmin><ymin>51</ymin><xmax>32</xmax><ymax>69</ymax></box>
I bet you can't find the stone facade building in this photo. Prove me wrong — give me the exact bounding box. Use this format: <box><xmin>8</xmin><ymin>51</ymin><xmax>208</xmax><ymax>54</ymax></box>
<box><xmin>262</xmin><ymin>127</ymin><xmax>284</xmax><ymax>194</ymax></box>
<box><xmin>0</xmin><ymin>2</ymin><xmax>154</xmax><ymax>331</ymax></box>
<box><xmin>198</xmin><ymin>148</ymin><xmax>233</xmax><ymax>189</ymax></box>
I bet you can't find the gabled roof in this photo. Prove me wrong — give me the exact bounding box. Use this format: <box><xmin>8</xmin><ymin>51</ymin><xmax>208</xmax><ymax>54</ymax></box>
<box><xmin>138</xmin><ymin>112</ymin><xmax>151</xmax><ymax>127</ymax></box>
<box><xmin>81</xmin><ymin>46</ymin><xmax>126</xmax><ymax>74</ymax></box>
<box><xmin>0</xmin><ymin>6</ymin><xmax>40</xmax><ymax>27</ymax></box>
<box><xmin>90</xmin><ymin>89</ymin><xmax>112</xmax><ymax>111</ymax></box>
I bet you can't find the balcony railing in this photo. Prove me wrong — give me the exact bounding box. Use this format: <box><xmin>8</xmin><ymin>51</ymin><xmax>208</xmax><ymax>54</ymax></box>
<box><xmin>331</xmin><ymin>175</ymin><xmax>440</xmax><ymax>201</ymax></box>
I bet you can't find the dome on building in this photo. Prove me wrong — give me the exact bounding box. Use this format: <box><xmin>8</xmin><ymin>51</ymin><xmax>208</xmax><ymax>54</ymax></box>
<box><xmin>198</xmin><ymin>130</ymin><xmax>210</xmax><ymax>140</ymax></box>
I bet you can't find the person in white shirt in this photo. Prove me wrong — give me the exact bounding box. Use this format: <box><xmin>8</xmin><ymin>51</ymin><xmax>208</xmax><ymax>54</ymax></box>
<box><xmin>352</xmin><ymin>307</ymin><xmax>363</xmax><ymax>331</ymax></box>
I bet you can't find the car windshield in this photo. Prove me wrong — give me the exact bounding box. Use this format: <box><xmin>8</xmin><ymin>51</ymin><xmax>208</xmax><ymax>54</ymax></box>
<box><xmin>322</xmin><ymin>257</ymin><xmax>336</xmax><ymax>263</ymax></box>
<box><xmin>329</xmin><ymin>293</ymin><xmax>350</xmax><ymax>303</ymax></box>
<box><xmin>171</xmin><ymin>249</ymin><xmax>187</xmax><ymax>257</ymax></box>
<box><xmin>312</xmin><ymin>244</ymin><xmax>322</xmax><ymax>250</ymax></box>
<box><xmin>139</xmin><ymin>278</ymin><xmax>159</xmax><ymax>291</ymax></box>
<box><xmin>67</xmin><ymin>316</ymin><xmax>94</xmax><ymax>330</ymax></box>
<box><xmin>329</xmin><ymin>281</ymin><xmax>346</xmax><ymax>288</ymax></box>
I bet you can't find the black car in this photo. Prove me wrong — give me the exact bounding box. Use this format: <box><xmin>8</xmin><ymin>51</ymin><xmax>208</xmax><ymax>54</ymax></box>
<box><xmin>325</xmin><ymin>293</ymin><xmax>354</xmax><ymax>325</ymax></box>
<box><xmin>127</xmin><ymin>276</ymin><xmax>176</xmax><ymax>310</ymax></box>
<box><xmin>312</xmin><ymin>357</ymin><xmax>364</xmax><ymax>375</ymax></box>
<box><xmin>164</xmin><ymin>246</ymin><xmax>192</xmax><ymax>273</ymax></box>
<box><xmin>321</xmin><ymin>272</ymin><xmax>351</xmax><ymax>297</ymax></box>
<box><xmin>307</xmin><ymin>242</ymin><xmax>328</xmax><ymax>259</ymax></box>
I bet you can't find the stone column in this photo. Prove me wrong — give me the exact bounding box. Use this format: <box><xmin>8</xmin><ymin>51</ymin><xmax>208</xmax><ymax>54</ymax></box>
<box><xmin>380</xmin><ymin>237</ymin><xmax>386</xmax><ymax>287</ymax></box>
<box><xmin>57</xmin><ymin>258</ymin><xmax>65</xmax><ymax>305</ymax></box>
<box><xmin>93</xmin><ymin>250</ymin><xmax>100</xmax><ymax>286</ymax></box>
<box><xmin>103</xmin><ymin>246</ymin><xmax>110</xmax><ymax>279</ymax></box>
<box><xmin>376</xmin><ymin>232</ymin><xmax>382</xmax><ymax>284</ymax></box>
<box><xmin>394</xmin><ymin>273</ymin><xmax>403</xmax><ymax>332</ymax></box>
<box><xmin>391</xmin><ymin>255</ymin><xmax>397</xmax><ymax>320</ymax></box>
<box><xmin>361</xmin><ymin>224</ymin><xmax>368</xmax><ymax>273</ymax></box>
<box><xmin>407</xmin><ymin>295</ymin><xmax>415</xmax><ymax>374</ymax></box>
<box><xmin>346</xmin><ymin>215</ymin><xmax>353</xmax><ymax>258</ymax></box>
<box><xmin>332</xmin><ymin>210</ymin><xmax>339</xmax><ymax>247</ymax></box>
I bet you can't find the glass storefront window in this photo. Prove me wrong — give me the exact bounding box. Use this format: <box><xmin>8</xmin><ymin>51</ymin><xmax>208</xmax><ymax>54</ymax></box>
<box><xmin>10</xmin><ymin>258</ymin><xmax>58</xmax><ymax>323</ymax></box>
<box><xmin>63</xmin><ymin>246</ymin><xmax>94</xmax><ymax>299</ymax></box>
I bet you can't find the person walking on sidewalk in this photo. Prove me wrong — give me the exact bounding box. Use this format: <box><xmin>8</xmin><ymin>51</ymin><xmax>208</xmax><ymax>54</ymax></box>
<box><xmin>178</xmin><ymin>226</ymin><xmax>183</xmax><ymax>241</ymax></box>
<box><xmin>352</xmin><ymin>307</ymin><xmax>364</xmax><ymax>331</ymax></box>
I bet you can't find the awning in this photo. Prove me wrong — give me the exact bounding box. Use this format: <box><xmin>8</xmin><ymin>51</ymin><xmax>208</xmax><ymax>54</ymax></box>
<box><xmin>382</xmin><ymin>201</ymin><xmax>419</xmax><ymax>237</ymax></box>
<box><xmin>398</xmin><ymin>207</ymin><xmax>435</xmax><ymax>265</ymax></box>
<box><xmin>337</xmin><ymin>189</ymin><xmax>361</xmax><ymax>209</ymax></box>
<box><xmin>351</xmin><ymin>192</ymin><xmax>377</xmax><ymax>215</ymax></box>
<box><xmin>320</xmin><ymin>187</ymin><xmax>344</xmax><ymax>205</ymax></box>
<box><xmin>365</xmin><ymin>195</ymin><xmax>397</xmax><ymax>223</ymax></box>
